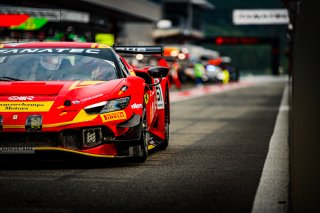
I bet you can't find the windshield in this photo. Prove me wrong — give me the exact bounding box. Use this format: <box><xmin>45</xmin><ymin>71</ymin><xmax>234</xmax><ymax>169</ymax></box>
<box><xmin>0</xmin><ymin>53</ymin><xmax>118</xmax><ymax>81</ymax></box>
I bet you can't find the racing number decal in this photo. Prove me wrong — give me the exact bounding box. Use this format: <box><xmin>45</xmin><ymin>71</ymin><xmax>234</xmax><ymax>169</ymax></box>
<box><xmin>154</xmin><ymin>79</ymin><xmax>164</xmax><ymax>109</ymax></box>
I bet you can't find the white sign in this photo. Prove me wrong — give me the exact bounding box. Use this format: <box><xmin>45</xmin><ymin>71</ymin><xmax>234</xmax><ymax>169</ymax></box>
<box><xmin>156</xmin><ymin>20</ymin><xmax>172</xmax><ymax>29</ymax></box>
<box><xmin>0</xmin><ymin>6</ymin><xmax>90</xmax><ymax>23</ymax></box>
<box><xmin>233</xmin><ymin>9</ymin><xmax>289</xmax><ymax>25</ymax></box>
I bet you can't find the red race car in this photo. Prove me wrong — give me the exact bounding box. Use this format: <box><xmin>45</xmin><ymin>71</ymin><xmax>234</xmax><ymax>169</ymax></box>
<box><xmin>0</xmin><ymin>42</ymin><xmax>170</xmax><ymax>162</ymax></box>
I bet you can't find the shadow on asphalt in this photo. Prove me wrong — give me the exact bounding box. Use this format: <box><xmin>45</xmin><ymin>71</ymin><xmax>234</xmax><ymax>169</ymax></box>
<box><xmin>0</xmin><ymin>149</ymin><xmax>158</xmax><ymax>170</ymax></box>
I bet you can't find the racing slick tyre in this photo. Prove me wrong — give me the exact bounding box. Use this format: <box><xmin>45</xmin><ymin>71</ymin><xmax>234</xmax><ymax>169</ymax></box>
<box><xmin>158</xmin><ymin>87</ymin><xmax>169</xmax><ymax>150</ymax></box>
<box><xmin>134</xmin><ymin>107</ymin><xmax>149</xmax><ymax>162</ymax></box>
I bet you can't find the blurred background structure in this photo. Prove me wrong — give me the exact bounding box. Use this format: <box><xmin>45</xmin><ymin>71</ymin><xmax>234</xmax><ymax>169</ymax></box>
<box><xmin>0</xmin><ymin>0</ymin><xmax>161</xmax><ymax>44</ymax></box>
<box><xmin>0</xmin><ymin>0</ymin><xmax>289</xmax><ymax>77</ymax></box>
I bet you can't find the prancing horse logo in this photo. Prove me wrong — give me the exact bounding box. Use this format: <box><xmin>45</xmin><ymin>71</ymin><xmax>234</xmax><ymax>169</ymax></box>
<box><xmin>13</xmin><ymin>115</ymin><xmax>18</xmax><ymax>120</ymax></box>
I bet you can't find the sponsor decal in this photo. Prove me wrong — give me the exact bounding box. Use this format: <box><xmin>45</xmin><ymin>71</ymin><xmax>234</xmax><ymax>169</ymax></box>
<box><xmin>100</xmin><ymin>110</ymin><xmax>127</xmax><ymax>122</ymax></box>
<box><xmin>9</xmin><ymin>96</ymin><xmax>34</xmax><ymax>101</ymax></box>
<box><xmin>0</xmin><ymin>147</ymin><xmax>34</xmax><ymax>154</ymax></box>
<box><xmin>158</xmin><ymin>102</ymin><xmax>164</xmax><ymax>109</ymax></box>
<box><xmin>233</xmin><ymin>9</ymin><xmax>289</xmax><ymax>25</ymax></box>
<box><xmin>12</xmin><ymin>115</ymin><xmax>18</xmax><ymax>120</ymax></box>
<box><xmin>72</xmin><ymin>101</ymin><xmax>81</xmax><ymax>105</ymax></box>
<box><xmin>72</xmin><ymin>94</ymin><xmax>104</xmax><ymax>105</ymax></box>
<box><xmin>144</xmin><ymin>94</ymin><xmax>149</xmax><ymax>104</ymax></box>
<box><xmin>0</xmin><ymin>48</ymin><xmax>100</xmax><ymax>54</ymax></box>
<box><xmin>0</xmin><ymin>101</ymin><xmax>53</xmax><ymax>112</ymax></box>
<box><xmin>131</xmin><ymin>103</ymin><xmax>143</xmax><ymax>109</ymax></box>
<box><xmin>78</xmin><ymin>94</ymin><xmax>104</xmax><ymax>103</ymax></box>
<box><xmin>4</xmin><ymin>43</ymin><xmax>28</xmax><ymax>47</ymax></box>
<box><xmin>116</xmin><ymin>47</ymin><xmax>147</xmax><ymax>52</ymax></box>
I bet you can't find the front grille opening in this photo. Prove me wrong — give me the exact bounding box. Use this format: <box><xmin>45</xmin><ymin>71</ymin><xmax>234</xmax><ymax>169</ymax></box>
<box><xmin>61</xmin><ymin>130</ymin><xmax>82</xmax><ymax>150</ymax></box>
<box><xmin>0</xmin><ymin>126</ymin><xmax>115</xmax><ymax>151</ymax></box>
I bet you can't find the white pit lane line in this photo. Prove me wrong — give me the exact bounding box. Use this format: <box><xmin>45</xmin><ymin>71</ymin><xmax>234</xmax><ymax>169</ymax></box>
<box><xmin>251</xmin><ymin>84</ymin><xmax>289</xmax><ymax>213</ymax></box>
<box><xmin>170</xmin><ymin>81</ymin><xmax>255</xmax><ymax>103</ymax></box>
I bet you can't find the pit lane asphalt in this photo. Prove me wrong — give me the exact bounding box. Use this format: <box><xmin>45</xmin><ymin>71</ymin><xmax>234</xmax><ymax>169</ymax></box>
<box><xmin>0</xmin><ymin>77</ymin><xmax>287</xmax><ymax>213</ymax></box>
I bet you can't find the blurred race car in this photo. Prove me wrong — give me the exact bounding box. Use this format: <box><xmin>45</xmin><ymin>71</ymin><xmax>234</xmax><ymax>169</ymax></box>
<box><xmin>0</xmin><ymin>42</ymin><xmax>170</xmax><ymax>162</ymax></box>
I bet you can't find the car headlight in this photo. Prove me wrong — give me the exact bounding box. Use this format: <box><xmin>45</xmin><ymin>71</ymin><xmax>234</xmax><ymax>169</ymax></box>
<box><xmin>84</xmin><ymin>97</ymin><xmax>130</xmax><ymax>114</ymax></box>
<box><xmin>100</xmin><ymin>97</ymin><xmax>130</xmax><ymax>114</ymax></box>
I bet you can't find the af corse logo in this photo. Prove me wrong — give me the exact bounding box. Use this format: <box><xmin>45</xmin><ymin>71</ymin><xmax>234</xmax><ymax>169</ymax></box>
<box><xmin>9</xmin><ymin>96</ymin><xmax>34</xmax><ymax>101</ymax></box>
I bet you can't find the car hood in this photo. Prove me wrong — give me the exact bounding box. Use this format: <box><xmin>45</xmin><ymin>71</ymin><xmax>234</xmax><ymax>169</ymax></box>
<box><xmin>0</xmin><ymin>80</ymin><xmax>119</xmax><ymax>96</ymax></box>
<box><xmin>0</xmin><ymin>80</ymin><xmax>125</xmax><ymax>127</ymax></box>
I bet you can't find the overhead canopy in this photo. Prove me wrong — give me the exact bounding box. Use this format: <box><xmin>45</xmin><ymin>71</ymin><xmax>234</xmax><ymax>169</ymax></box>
<box><xmin>0</xmin><ymin>6</ymin><xmax>90</xmax><ymax>23</ymax></box>
<box><xmin>0</xmin><ymin>0</ymin><xmax>161</xmax><ymax>23</ymax></box>
<box><xmin>163</xmin><ymin>0</ymin><xmax>215</xmax><ymax>9</ymax></box>
<box><xmin>81</xmin><ymin>0</ymin><xmax>161</xmax><ymax>22</ymax></box>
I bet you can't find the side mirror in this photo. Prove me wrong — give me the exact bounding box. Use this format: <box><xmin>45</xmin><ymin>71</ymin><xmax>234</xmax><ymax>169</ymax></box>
<box><xmin>148</xmin><ymin>66</ymin><xmax>169</xmax><ymax>78</ymax></box>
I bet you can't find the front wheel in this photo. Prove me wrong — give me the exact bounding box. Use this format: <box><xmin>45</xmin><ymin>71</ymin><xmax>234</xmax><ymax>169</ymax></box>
<box><xmin>134</xmin><ymin>108</ymin><xmax>149</xmax><ymax>162</ymax></box>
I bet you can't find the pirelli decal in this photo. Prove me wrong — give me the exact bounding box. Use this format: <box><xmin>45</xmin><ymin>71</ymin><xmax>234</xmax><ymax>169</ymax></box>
<box><xmin>0</xmin><ymin>101</ymin><xmax>54</xmax><ymax>112</ymax></box>
<box><xmin>100</xmin><ymin>110</ymin><xmax>126</xmax><ymax>122</ymax></box>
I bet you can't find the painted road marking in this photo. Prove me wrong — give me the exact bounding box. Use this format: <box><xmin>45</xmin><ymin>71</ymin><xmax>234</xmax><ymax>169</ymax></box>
<box><xmin>251</xmin><ymin>84</ymin><xmax>289</xmax><ymax>213</ymax></box>
<box><xmin>170</xmin><ymin>81</ymin><xmax>255</xmax><ymax>103</ymax></box>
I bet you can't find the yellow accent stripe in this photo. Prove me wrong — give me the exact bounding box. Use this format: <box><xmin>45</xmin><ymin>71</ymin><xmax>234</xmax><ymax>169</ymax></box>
<box><xmin>3</xmin><ymin>125</ymin><xmax>25</xmax><ymax>128</ymax></box>
<box><xmin>129</xmin><ymin>69</ymin><xmax>136</xmax><ymax>76</ymax></box>
<box><xmin>68</xmin><ymin>81</ymin><xmax>105</xmax><ymax>90</ymax></box>
<box><xmin>59</xmin><ymin>112</ymin><xmax>67</xmax><ymax>116</ymax></box>
<box><xmin>68</xmin><ymin>81</ymin><xmax>81</xmax><ymax>90</ymax></box>
<box><xmin>98</xmin><ymin>44</ymin><xmax>110</xmax><ymax>48</ymax></box>
<box><xmin>91</xmin><ymin>43</ymin><xmax>98</xmax><ymax>48</ymax></box>
<box><xmin>3</xmin><ymin>110</ymin><xmax>97</xmax><ymax>129</ymax></box>
<box><xmin>44</xmin><ymin>109</ymin><xmax>98</xmax><ymax>128</ymax></box>
<box><xmin>35</xmin><ymin>147</ymin><xmax>115</xmax><ymax>158</ymax></box>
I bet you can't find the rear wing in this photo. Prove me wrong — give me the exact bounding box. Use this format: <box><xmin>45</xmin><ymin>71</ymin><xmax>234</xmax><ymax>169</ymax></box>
<box><xmin>113</xmin><ymin>45</ymin><xmax>163</xmax><ymax>56</ymax></box>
